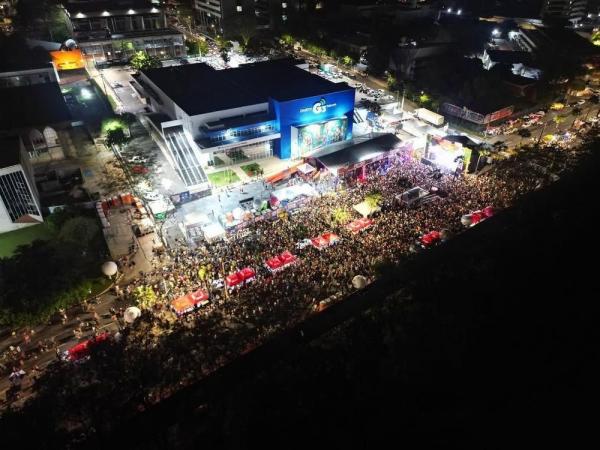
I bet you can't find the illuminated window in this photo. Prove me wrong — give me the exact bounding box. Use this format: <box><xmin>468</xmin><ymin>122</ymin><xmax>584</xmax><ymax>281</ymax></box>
<box><xmin>282</xmin><ymin>15</ymin><xmax>287</xmax><ymax>21</ymax></box>
<box><xmin>237</xmin><ymin>6</ymin><xmax>242</xmax><ymax>12</ymax></box>
<box><xmin>282</xmin><ymin>2</ymin><xmax>287</xmax><ymax>8</ymax></box>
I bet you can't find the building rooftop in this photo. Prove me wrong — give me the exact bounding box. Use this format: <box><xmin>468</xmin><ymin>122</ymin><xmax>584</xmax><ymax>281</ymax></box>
<box><xmin>65</xmin><ymin>0</ymin><xmax>158</xmax><ymax>15</ymax></box>
<box><xmin>0</xmin><ymin>135</ymin><xmax>22</xmax><ymax>169</ymax></box>
<box><xmin>0</xmin><ymin>83</ymin><xmax>71</xmax><ymax>130</ymax></box>
<box><xmin>0</xmin><ymin>37</ymin><xmax>53</xmax><ymax>73</ymax></box>
<box><xmin>141</xmin><ymin>59</ymin><xmax>353</xmax><ymax>116</ymax></box>
<box><xmin>486</xmin><ymin>50</ymin><xmax>532</xmax><ymax>65</ymax></box>
<box><xmin>312</xmin><ymin>133</ymin><xmax>401</xmax><ymax>174</ymax></box>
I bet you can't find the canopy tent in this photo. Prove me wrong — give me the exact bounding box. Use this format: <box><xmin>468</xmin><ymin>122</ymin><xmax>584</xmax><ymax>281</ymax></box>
<box><xmin>147</xmin><ymin>197</ymin><xmax>175</xmax><ymax>219</ymax></box>
<box><xmin>269</xmin><ymin>183</ymin><xmax>318</xmax><ymax>208</ymax></box>
<box><xmin>226</xmin><ymin>267</ymin><xmax>256</xmax><ymax>288</ymax></box>
<box><xmin>201</xmin><ymin>222</ymin><xmax>226</xmax><ymax>242</ymax></box>
<box><xmin>420</xmin><ymin>230</ymin><xmax>441</xmax><ymax>246</ymax></box>
<box><xmin>353</xmin><ymin>201</ymin><xmax>381</xmax><ymax>218</ymax></box>
<box><xmin>346</xmin><ymin>217</ymin><xmax>374</xmax><ymax>234</ymax></box>
<box><xmin>311</xmin><ymin>232</ymin><xmax>340</xmax><ymax>250</ymax></box>
<box><xmin>183</xmin><ymin>210</ymin><xmax>211</xmax><ymax>227</ymax></box>
<box><xmin>396</xmin><ymin>186</ymin><xmax>429</xmax><ymax>206</ymax></box>
<box><xmin>65</xmin><ymin>332</ymin><xmax>110</xmax><ymax>362</ymax></box>
<box><xmin>265</xmin><ymin>251</ymin><xmax>298</xmax><ymax>272</ymax></box>
<box><xmin>297</xmin><ymin>162</ymin><xmax>316</xmax><ymax>175</ymax></box>
<box><xmin>171</xmin><ymin>289</ymin><xmax>210</xmax><ymax>316</ymax></box>
<box><xmin>226</xmin><ymin>272</ymin><xmax>243</xmax><ymax>287</ymax></box>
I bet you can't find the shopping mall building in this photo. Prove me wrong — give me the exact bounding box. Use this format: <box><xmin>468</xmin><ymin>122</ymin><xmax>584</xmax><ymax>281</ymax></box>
<box><xmin>133</xmin><ymin>59</ymin><xmax>355</xmax><ymax>190</ymax></box>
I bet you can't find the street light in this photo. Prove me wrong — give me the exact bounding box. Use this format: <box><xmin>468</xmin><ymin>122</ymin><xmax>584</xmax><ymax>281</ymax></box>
<box><xmin>457</xmin><ymin>9</ymin><xmax>462</xmax><ymax>15</ymax></box>
<box><xmin>492</xmin><ymin>29</ymin><xmax>501</xmax><ymax>37</ymax></box>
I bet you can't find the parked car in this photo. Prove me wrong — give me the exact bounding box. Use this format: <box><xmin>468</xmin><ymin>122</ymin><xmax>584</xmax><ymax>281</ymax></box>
<box><xmin>127</xmin><ymin>155</ymin><xmax>147</xmax><ymax>164</ymax></box>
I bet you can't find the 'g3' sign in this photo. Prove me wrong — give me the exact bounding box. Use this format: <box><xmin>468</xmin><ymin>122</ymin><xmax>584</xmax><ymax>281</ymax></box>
<box><xmin>312</xmin><ymin>98</ymin><xmax>327</xmax><ymax>114</ymax></box>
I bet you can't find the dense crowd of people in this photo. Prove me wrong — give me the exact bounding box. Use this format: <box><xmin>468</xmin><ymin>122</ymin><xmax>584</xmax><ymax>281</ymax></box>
<box><xmin>1</xmin><ymin>127</ymin><xmax>594</xmax><ymax>410</ymax></box>
<box><xmin>113</xmin><ymin>135</ymin><xmax>592</xmax><ymax>399</ymax></box>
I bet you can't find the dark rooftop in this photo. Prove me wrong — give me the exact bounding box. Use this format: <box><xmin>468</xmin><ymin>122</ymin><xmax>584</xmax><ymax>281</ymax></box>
<box><xmin>0</xmin><ymin>36</ymin><xmax>53</xmax><ymax>73</ymax></box>
<box><xmin>486</xmin><ymin>50</ymin><xmax>532</xmax><ymax>65</ymax></box>
<box><xmin>312</xmin><ymin>133</ymin><xmax>401</xmax><ymax>173</ymax></box>
<box><xmin>65</xmin><ymin>0</ymin><xmax>157</xmax><ymax>15</ymax></box>
<box><xmin>0</xmin><ymin>83</ymin><xmax>71</xmax><ymax>130</ymax></box>
<box><xmin>141</xmin><ymin>59</ymin><xmax>353</xmax><ymax>116</ymax></box>
<box><xmin>0</xmin><ymin>135</ymin><xmax>22</xmax><ymax>169</ymax></box>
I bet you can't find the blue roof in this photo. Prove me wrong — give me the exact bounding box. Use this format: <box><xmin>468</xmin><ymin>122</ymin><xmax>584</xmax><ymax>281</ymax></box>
<box><xmin>142</xmin><ymin>59</ymin><xmax>353</xmax><ymax>116</ymax></box>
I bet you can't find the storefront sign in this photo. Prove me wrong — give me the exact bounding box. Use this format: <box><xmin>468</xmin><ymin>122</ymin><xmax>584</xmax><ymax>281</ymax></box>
<box><xmin>300</xmin><ymin>98</ymin><xmax>337</xmax><ymax>114</ymax></box>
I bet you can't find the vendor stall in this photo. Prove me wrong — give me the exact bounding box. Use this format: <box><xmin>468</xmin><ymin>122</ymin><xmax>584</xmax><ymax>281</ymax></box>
<box><xmin>171</xmin><ymin>289</ymin><xmax>210</xmax><ymax>316</ymax></box>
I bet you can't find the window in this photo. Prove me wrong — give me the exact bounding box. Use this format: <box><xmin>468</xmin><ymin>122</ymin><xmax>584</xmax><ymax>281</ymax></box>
<box><xmin>237</xmin><ymin>6</ymin><xmax>242</xmax><ymax>12</ymax></box>
<box><xmin>282</xmin><ymin>2</ymin><xmax>287</xmax><ymax>8</ymax></box>
<box><xmin>0</xmin><ymin>171</ymin><xmax>40</xmax><ymax>222</ymax></box>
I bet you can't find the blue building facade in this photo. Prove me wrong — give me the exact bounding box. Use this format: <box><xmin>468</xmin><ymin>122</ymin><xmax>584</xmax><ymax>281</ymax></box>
<box><xmin>198</xmin><ymin>88</ymin><xmax>355</xmax><ymax>161</ymax></box>
<box><xmin>272</xmin><ymin>89</ymin><xmax>355</xmax><ymax>160</ymax></box>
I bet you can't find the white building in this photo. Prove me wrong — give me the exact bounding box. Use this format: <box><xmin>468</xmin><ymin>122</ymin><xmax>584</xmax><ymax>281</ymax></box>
<box><xmin>0</xmin><ymin>136</ymin><xmax>43</xmax><ymax>234</ymax></box>
<box><xmin>541</xmin><ymin>0</ymin><xmax>588</xmax><ymax>25</ymax></box>
<box><xmin>64</xmin><ymin>0</ymin><xmax>185</xmax><ymax>63</ymax></box>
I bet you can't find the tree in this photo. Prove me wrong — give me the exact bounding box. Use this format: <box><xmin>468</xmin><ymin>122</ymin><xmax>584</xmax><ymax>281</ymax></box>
<box><xmin>280</xmin><ymin>34</ymin><xmax>295</xmax><ymax>47</ymax></box>
<box><xmin>197</xmin><ymin>39</ymin><xmax>209</xmax><ymax>56</ymax></box>
<box><xmin>386</xmin><ymin>73</ymin><xmax>397</xmax><ymax>90</ymax></box>
<box><xmin>102</xmin><ymin>118</ymin><xmax>129</xmax><ymax>148</ymax></box>
<box><xmin>58</xmin><ymin>217</ymin><xmax>99</xmax><ymax>247</ymax></box>
<box><xmin>223</xmin><ymin>15</ymin><xmax>257</xmax><ymax>52</ymax></box>
<box><xmin>134</xmin><ymin>286</ymin><xmax>158</xmax><ymax>310</ymax></box>
<box><xmin>105</xmin><ymin>128</ymin><xmax>128</xmax><ymax>148</ymax></box>
<box><xmin>130</xmin><ymin>51</ymin><xmax>161</xmax><ymax>71</ymax></box>
<box><xmin>185</xmin><ymin>39</ymin><xmax>200</xmax><ymax>55</ymax></box>
<box><xmin>342</xmin><ymin>55</ymin><xmax>354</xmax><ymax>67</ymax></box>
<box><xmin>365</xmin><ymin>192</ymin><xmax>383</xmax><ymax>209</ymax></box>
<box><xmin>215</xmin><ymin>35</ymin><xmax>232</xmax><ymax>63</ymax></box>
<box><xmin>331</xmin><ymin>207</ymin><xmax>351</xmax><ymax>226</ymax></box>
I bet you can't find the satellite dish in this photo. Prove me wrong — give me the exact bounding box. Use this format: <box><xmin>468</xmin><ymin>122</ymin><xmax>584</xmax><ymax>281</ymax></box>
<box><xmin>64</xmin><ymin>39</ymin><xmax>77</xmax><ymax>49</ymax></box>
<box><xmin>101</xmin><ymin>261</ymin><xmax>118</xmax><ymax>277</ymax></box>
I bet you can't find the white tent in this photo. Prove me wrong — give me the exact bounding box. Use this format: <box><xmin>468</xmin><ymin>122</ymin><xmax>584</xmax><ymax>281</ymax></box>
<box><xmin>202</xmin><ymin>222</ymin><xmax>226</xmax><ymax>242</ymax></box>
<box><xmin>184</xmin><ymin>210</ymin><xmax>211</xmax><ymax>227</ymax></box>
<box><xmin>147</xmin><ymin>198</ymin><xmax>175</xmax><ymax>217</ymax></box>
<box><xmin>297</xmin><ymin>163</ymin><xmax>316</xmax><ymax>175</ymax></box>
<box><xmin>353</xmin><ymin>201</ymin><xmax>381</xmax><ymax>218</ymax></box>
<box><xmin>271</xmin><ymin>183</ymin><xmax>318</xmax><ymax>204</ymax></box>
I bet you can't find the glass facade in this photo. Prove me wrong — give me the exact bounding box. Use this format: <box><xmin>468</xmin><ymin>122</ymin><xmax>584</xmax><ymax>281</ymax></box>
<box><xmin>0</xmin><ymin>170</ymin><xmax>40</xmax><ymax>222</ymax></box>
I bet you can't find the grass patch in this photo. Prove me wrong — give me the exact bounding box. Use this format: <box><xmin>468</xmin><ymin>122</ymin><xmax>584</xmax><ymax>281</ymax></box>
<box><xmin>208</xmin><ymin>169</ymin><xmax>240</xmax><ymax>187</ymax></box>
<box><xmin>0</xmin><ymin>224</ymin><xmax>54</xmax><ymax>258</ymax></box>
<box><xmin>241</xmin><ymin>162</ymin><xmax>262</xmax><ymax>177</ymax></box>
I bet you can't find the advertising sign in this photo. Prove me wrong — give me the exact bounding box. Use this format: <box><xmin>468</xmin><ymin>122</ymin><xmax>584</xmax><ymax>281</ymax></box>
<box><xmin>50</xmin><ymin>49</ymin><xmax>85</xmax><ymax>71</ymax></box>
<box><xmin>296</xmin><ymin>117</ymin><xmax>348</xmax><ymax>156</ymax></box>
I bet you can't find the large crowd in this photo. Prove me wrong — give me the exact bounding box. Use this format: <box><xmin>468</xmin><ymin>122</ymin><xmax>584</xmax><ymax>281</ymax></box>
<box><xmin>115</xmin><ymin>137</ymin><xmax>590</xmax><ymax>397</ymax></box>
<box><xmin>1</xmin><ymin>127</ymin><xmax>593</xmax><ymax>408</ymax></box>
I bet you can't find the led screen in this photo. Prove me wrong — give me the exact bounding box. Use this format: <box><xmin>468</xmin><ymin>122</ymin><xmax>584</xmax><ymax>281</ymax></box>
<box><xmin>296</xmin><ymin>118</ymin><xmax>348</xmax><ymax>156</ymax></box>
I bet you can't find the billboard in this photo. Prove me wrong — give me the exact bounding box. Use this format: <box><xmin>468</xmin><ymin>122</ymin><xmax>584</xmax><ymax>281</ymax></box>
<box><xmin>293</xmin><ymin>117</ymin><xmax>348</xmax><ymax>158</ymax></box>
<box><xmin>50</xmin><ymin>49</ymin><xmax>85</xmax><ymax>71</ymax></box>
<box><xmin>274</xmin><ymin>88</ymin><xmax>355</xmax><ymax>159</ymax></box>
